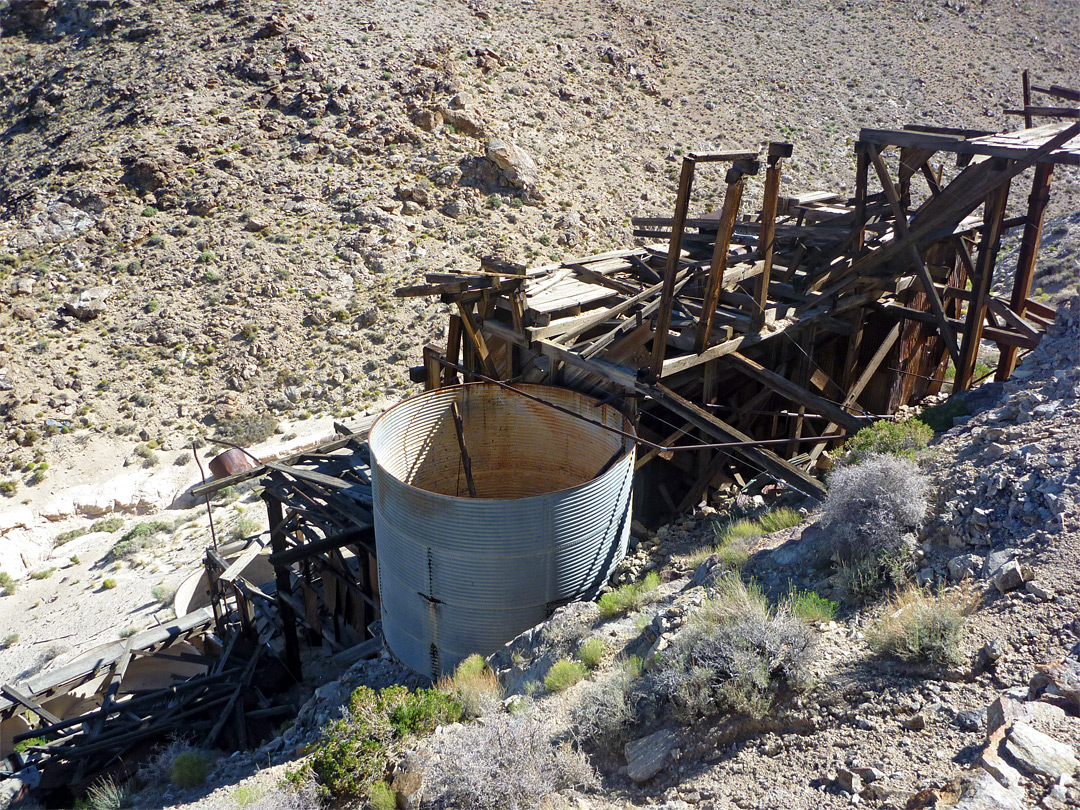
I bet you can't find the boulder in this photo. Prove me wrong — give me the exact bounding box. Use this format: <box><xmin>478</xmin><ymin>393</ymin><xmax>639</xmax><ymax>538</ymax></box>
<box><xmin>625</xmin><ymin>728</ymin><xmax>676</xmax><ymax>783</ymax></box>
<box><xmin>1004</xmin><ymin>722</ymin><xmax>1079</xmax><ymax>779</ymax></box>
<box><xmin>992</xmin><ymin>560</ymin><xmax>1026</xmax><ymax>593</ymax></box>
<box><xmin>485</xmin><ymin>138</ymin><xmax>539</xmax><ymax>192</ymax></box>
<box><xmin>954</xmin><ymin>772</ymin><xmax>1026</xmax><ymax>810</ymax></box>
<box><xmin>63</xmin><ymin>286</ymin><xmax>111</xmax><ymax>321</ymax></box>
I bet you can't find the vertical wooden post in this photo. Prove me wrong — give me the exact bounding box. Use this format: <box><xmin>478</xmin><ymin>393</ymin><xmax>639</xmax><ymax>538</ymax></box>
<box><xmin>422</xmin><ymin>344</ymin><xmax>442</xmax><ymax>391</ymax></box>
<box><xmin>853</xmin><ymin>142</ymin><xmax>870</xmax><ymax>254</ymax></box>
<box><xmin>444</xmin><ymin>314</ymin><xmax>462</xmax><ymax>385</ymax></box>
<box><xmin>648</xmin><ymin>156</ymin><xmax>697</xmax><ymax>381</ymax></box>
<box><xmin>956</xmin><ymin>161</ymin><xmax>1012</xmax><ymax>391</ymax></box>
<box><xmin>1022</xmin><ymin>69</ymin><xmax>1033</xmax><ymax>129</ymax></box>
<box><xmin>695</xmin><ymin>166</ymin><xmax>748</xmax><ymax>352</ymax></box>
<box><xmin>996</xmin><ymin>161</ymin><xmax>1053</xmax><ymax>381</ymax></box>
<box><xmin>265</xmin><ymin>496</ymin><xmax>301</xmax><ymax>680</ymax></box>
<box><xmin>751</xmin><ymin>143</ymin><xmax>791</xmax><ymax>332</ymax></box>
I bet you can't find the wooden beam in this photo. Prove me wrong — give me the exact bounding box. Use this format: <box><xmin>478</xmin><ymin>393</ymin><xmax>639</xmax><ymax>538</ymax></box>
<box><xmin>868</xmin><ymin>144</ymin><xmax>962</xmax><ymax>365</ymax></box>
<box><xmin>956</xmin><ymin>165</ymin><xmax>1012</xmax><ymax>391</ymax></box>
<box><xmin>695</xmin><ymin>172</ymin><xmax>747</xmax><ymax>352</ymax></box>
<box><xmin>725</xmin><ymin>352</ymin><xmax>866</xmax><ymax>434</ymax></box>
<box><xmin>450</xmin><ymin>401</ymin><xmax>478</xmax><ymax>498</ymax></box>
<box><xmin>649</xmin><ymin>156</ymin><xmax>697</xmax><ymax>380</ymax></box>
<box><xmin>997</xmin><ymin>161</ymin><xmax>1054</xmax><ymax>380</ymax></box>
<box><xmin>648</xmin><ymin>383</ymin><xmax>827</xmax><ymax>501</ymax></box>
<box><xmin>751</xmin><ymin>143</ymin><xmax>790</xmax><ymax>332</ymax></box>
<box><xmin>456</xmin><ymin>301</ymin><xmax>499</xmax><ymax>379</ymax></box>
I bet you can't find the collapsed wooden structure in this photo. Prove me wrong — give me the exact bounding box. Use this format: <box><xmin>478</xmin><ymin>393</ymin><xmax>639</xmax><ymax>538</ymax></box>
<box><xmin>400</xmin><ymin>76</ymin><xmax>1078</xmax><ymax>515</ymax></box>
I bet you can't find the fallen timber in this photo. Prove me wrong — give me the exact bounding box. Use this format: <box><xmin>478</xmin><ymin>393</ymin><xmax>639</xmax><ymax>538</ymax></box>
<box><xmin>404</xmin><ymin>82</ymin><xmax>1077</xmax><ymax>515</ymax></box>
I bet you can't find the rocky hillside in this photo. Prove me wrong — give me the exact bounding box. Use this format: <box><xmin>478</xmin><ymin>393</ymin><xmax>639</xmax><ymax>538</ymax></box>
<box><xmin>0</xmin><ymin>0</ymin><xmax>1078</xmax><ymax>491</ymax></box>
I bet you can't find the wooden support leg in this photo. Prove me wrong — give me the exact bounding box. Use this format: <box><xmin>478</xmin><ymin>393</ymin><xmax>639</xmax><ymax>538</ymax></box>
<box><xmin>649</xmin><ymin>156</ymin><xmax>697</xmax><ymax>381</ymax></box>
<box><xmin>444</xmin><ymin>314</ymin><xmax>462</xmax><ymax>385</ymax></box>
<box><xmin>996</xmin><ymin>161</ymin><xmax>1053</xmax><ymax>381</ymax></box>
<box><xmin>422</xmin><ymin>344</ymin><xmax>442</xmax><ymax>391</ymax></box>
<box><xmin>696</xmin><ymin>159</ymin><xmax>759</xmax><ymax>352</ymax></box>
<box><xmin>456</xmin><ymin>301</ymin><xmax>499</xmax><ymax>379</ymax></box>
<box><xmin>853</xmin><ymin>143</ymin><xmax>870</xmax><ymax>254</ymax></box>
<box><xmin>956</xmin><ymin>163</ymin><xmax>1012</xmax><ymax>391</ymax></box>
<box><xmin>265</xmin><ymin>497</ymin><xmax>301</xmax><ymax>680</ymax></box>
<box><xmin>751</xmin><ymin>143</ymin><xmax>791</xmax><ymax>333</ymax></box>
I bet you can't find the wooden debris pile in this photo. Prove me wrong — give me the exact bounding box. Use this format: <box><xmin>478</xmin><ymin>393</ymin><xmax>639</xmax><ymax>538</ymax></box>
<box><xmin>400</xmin><ymin>75</ymin><xmax>1078</xmax><ymax>515</ymax></box>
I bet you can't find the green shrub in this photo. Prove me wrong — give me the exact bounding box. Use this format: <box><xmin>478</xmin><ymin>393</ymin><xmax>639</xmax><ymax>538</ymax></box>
<box><xmin>786</xmin><ymin>588</ymin><xmax>838</xmax><ymax>623</ymax></box>
<box><xmin>597</xmin><ymin>571</ymin><xmax>660</xmax><ymax>619</ymax></box>
<box><xmin>214</xmin><ymin>412</ymin><xmax>278</xmax><ymax>447</ymax></box>
<box><xmin>0</xmin><ymin>571</ymin><xmax>16</xmax><ymax>595</ymax></box>
<box><xmin>918</xmin><ymin>398</ymin><xmax>971</xmax><ymax>432</ymax></box>
<box><xmin>717</xmin><ymin>518</ymin><xmax>762</xmax><ymax>545</ymax></box>
<box><xmin>169</xmin><ymin>750</ymin><xmax>210</xmax><ymax>788</ymax></box>
<box><xmin>868</xmin><ymin>585</ymin><xmax>973</xmax><ymax>667</ymax></box>
<box><xmin>151</xmin><ymin>584</ymin><xmax>175</xmax><ymax>606</ymax></box>
<box><xmin>1</xmin><ymin>633</ymin><xmax>18</xmax><ymax>649</ymax></box>
<box><xmin>367</xmin><ymin>781</ymin><xmax>397</xmax><ymax>810</ymax></box>
<box><xmin>92</xmin><ymin>517</ymin><xmax>124</xmax><ymax>533</ymax></box>
<box><xmin>30</xmin><ymin>567</ymin><xmax>56</xmax><ymax>580</ymax></box>
<box><xmin>85</xmin><ymin>775</ymin><xmax>127</xmax><ymax>810</ymax></box>
<box><xmin>0</xmin><ymin>479</ymin><xmax>16</xmax><ymax>496</ymax></box>
<box><xmin>544</xmin><ymin>659</ymin><xmax>588</xmax><ymax>692</ymax></box>
<box><xmin>758</xmin><ymin>507</ymin><xmax>802</xmax><ymax>534</ymax></box>
<box><xmin>438</xmin><ymin>654</ymin><xmax>502</xmax><ymax>719</ymax></box>
<box><xmin>846</xmin><ymin>417</ymin><xmax>933</xmax><ymax>459</ymax></box>
<box><xmin>575</xmin><ymin>638</ymin><xmax>606</xmax><ymax>670</ymax></box>
<box><xmin>571</xmin><ymin>655</ymin><xmax>643</xmax><ymax>750</ymax></box>
<box><xmin>55</xmin><ymin>527</ymin><xmax>87</xmax><ymax>546</ymax></box>
<box><xmin>304</xmin><ymin>685</ymin><xmax>461</xmax><ymax>799</ymax></box>
<box><xmin>230</xmin><ymin>783</ymin><xmax>267</xmax><ymax>808</ymax></box>
<box><xmin>109</xmin><ymin>521</ymin><xmax>171</xmax><ymax>560</ymax></box>
<box><xmin>230</xmin><ymin>515</ymin><xmax>260</xmax><ymax>542</ymax></box>
<box><xmin>101</xmin><ymin>578</ymin><xmax>118</xmax><ymax>590</ymax></box>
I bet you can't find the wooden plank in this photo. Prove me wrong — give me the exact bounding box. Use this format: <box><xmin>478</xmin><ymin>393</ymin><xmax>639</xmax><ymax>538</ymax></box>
<box><xmin>2</xmin><ymin>683</ymin><xmax>64</xmax><ymax>725</ymax></box>
<box><xmin>219</xmin><ymin>540</ymin><xmax>267</xmax><ymax>584</ymax></box>
<box><xmin>1003</xmin><ymin>106</ymin><xmax>1080</xmax><ymax>120</ymax></box>
<box><xmin>752</xmin><ymin>143</ymin><xmax>789</xmax><ymax>331</ymax></box>
<box><xmin>450</xmin><ymin>401</ymin><xmax>478</xmax><ymax>498</ymax></box>
<box><xmin>725</xmin><ymin>352</ymin><xmax>865</xmax><ymax>434</ymax></box>
<box><xmin>996</xmin><ymin>161</ymin><xmax>1054</xmax><ymax>381</ymax></box>
<box><xmin>649</xmin><ymin>156</ymin><xmax>697</xmax><ymax>381</ymax></box>
<box><xmin>956</xmin><ymin>164</ymin><xmax>1012</xmax><ymax>390</ymax></box>
<box><xmin>456</xmin><ymin>302</ymin><xmax>499</xmax><ymax>378</ymax></box>
<box><xmin>423</xmin><ymin>344</ymin><xmax>442</xmax><ymax>391</ymax></box>
<box><xmin>1031</xmin><ymin>83</ymin><xmax>1080</xmax><ymax>103</ymax></box>
<box><xmin>695</xmin><ymin>172</ymin><xmax>747</xmax><ymax>352</ymax></box>
<box><xmin>688</xmin><ymin>150</ymin><xmax>759</xmax><ymax>162</ymax></box>
<box><xmin>648</xmin><ymin>384</ymin><xmax>827</xmax><ymax>500</ymax></box>
<box><xmin>263</xmin><ymin>461</ymin><xmax>352</xmax><ymax>490</ymax></box>
<box><xmin>868</xmin><ymin>144</ymin><xmax>962</xmax><ymax>365</ymax></box>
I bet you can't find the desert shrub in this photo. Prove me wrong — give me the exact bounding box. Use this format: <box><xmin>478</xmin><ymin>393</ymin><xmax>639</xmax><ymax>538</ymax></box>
<box><xmin>570</xmin><ymin>656</ymin><xmax>642</xmax><ymax>750</ymax></box>
<box><xmin>786</xmin><ymin>588</ymin><xmax>838</xmax><ymax>623</ymax></box>
<box><xmin>575</xmin><ymin>638</ymin><xmax>606</xmax><ymax>670</ymax></box>
<box><xmin>846</xmin><ymin>418</ymin><xmax>933</xmax><ymax>459</ymax></box>
<box><xmin>918</xmin><ymin>398</ymin><xmax>970</xmax><ymax>432</ymax></box>
<box><xmin>92</xmin><ymin>517</ymin><xmax>125</xmax><ymax>533</ymax></box>
<box><xmin>304</xmin><ymin>685</ymin><xmax>461</xmax><ymax>800</ymax></box>
<box><xmin>758</xmin><ymin>507</ymin><xmax>802</xmax><ymax>534</ymax></box>
<box><xmin>544</xmin><ymin>659</ymin><xmax>587</xmax><ymax>693</ymax></box>
<box><xmin>869</xmin><ymin>585</ymin><xmax>974</xmax><ymax>667</ymax></box>
<box><xmin>109</xmin><ymin>520</ymin><xmax>171</xmax><ymax>560</ymax></box>
<box><xmin>151</xmin><ymin>584</ymin><xmax>175</xmax><ymax>606</ymax></box>
<box><xmin>717</xmin><ymin>518</ymin><xmax>762</xmax><ymax>545</ymax></box>
<box><xmin>820</xmin><ymin>454</ymin><xmax>928</xmax><ymax>599</ymax></box>
<box><xmin>215</xmin><ymin>412</ymin><xmax>278</xmax><ymax>447</ymax></box>
<box><xmin>230</xmin><ymin>514</ymin><xmax>261</xmax><ymax>542</ymax></box>
<box><xmin>651</xmin><ymin>574</ymin><xmax>816</xmax><ymax>720</ymax></box>
<box><xmin>169</xmin><ymin>750</ymin><xmax>210</xmax><ymax>788</ymax></box>
<box><xmin>101</xmin><ymin>578</ymin><xmax>118</xmax><ymax>589</ymax></box>
<box><xmin>438</xmin><ymin>654</ymin><xmax>503</xmax><ymax>719</ymax></box>
<box><xmin>0</xmin><ymin>571</ymin><xmax>16</xmax><ymax>595</ymax></box>
<box><xmin>367</xmin><ymin>782</ymin><xmax>396</xmax><ymax>810</ymax></box>
<box><xmin>55</xmin><ymin>527</ymin><xmax>87</xmax><ymax>546</ymax></box>
<box><xmin>2</xmin><ymin>633</ymin><xmax>19</xmax><ymax>649</ymax></box>
<box><xmin>232</xmin><ymin>783</ymin><xmax>267</xmax><ymax>808</ymax></box>
<box><xmin>85</xmin><ymin>775</ymin><xmax>127</xmax><ymax>810</ymax></box>
<box><xmin>0</xmin><ymin>479</ymin><xmax>16</xmax><ymax>496</ymax></box>
<box><xmin>424</xmin><ymin>712</ymin><xmax>598</xmax><ymax>810</ymax></box>
<box><xmin>30</xmin><ymin>567</ymin><xmax>56</xmax><ymax>580</ymax></box>
<box><xmin>597</xmin><ymin>570</ymin><xmax>660</xmax><ymax>618</ymax></box>
<box><xmin>245</xmin><ymin>781</ymin><xmax>323</xmax><ymax>810</ymax></box>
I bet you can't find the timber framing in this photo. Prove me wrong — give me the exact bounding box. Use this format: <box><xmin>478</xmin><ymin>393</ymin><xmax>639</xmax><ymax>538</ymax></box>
<box><xmin>401</xmin><ymin>76</ymin><xmax>1077</xmax><ymax>514</ymax></box>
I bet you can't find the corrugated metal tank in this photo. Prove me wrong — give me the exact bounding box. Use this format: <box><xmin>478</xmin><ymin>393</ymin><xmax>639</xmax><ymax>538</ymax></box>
<box><xmin>369</xmin><ymin>383</ymin><xmax>635</xmax><ymax>678</ymax></box>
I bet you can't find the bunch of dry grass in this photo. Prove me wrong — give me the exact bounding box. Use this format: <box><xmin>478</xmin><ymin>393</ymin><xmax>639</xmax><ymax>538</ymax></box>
<box><xmin>438</xmin><ymin>654</ymin><xmax>503</xmax><ymax>719</ymax></box>
<box><xmin>868</xmin><ymin>584</ymin><xmax>976</xmax><ymax>668</ymax></box>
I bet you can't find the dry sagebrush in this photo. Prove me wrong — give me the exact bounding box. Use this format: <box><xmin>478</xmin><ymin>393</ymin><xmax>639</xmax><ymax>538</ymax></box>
<box><xmin>424</xmin><ymin>713</ymin><xmax>598</xmax><ymax>810</ymax></box>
